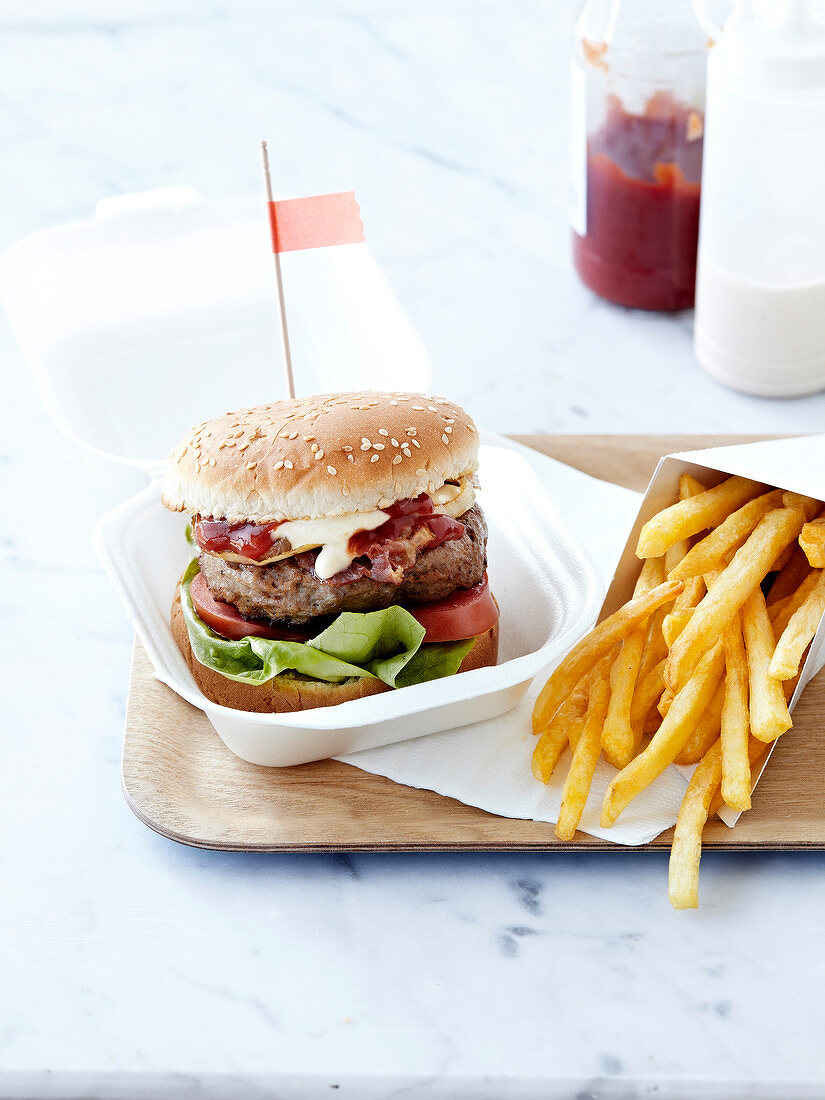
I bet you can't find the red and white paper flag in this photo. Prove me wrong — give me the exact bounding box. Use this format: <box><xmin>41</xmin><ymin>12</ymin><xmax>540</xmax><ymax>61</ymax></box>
<box><xmin>259</xmin><ymin>142</ymin><xmax>431</xmax><ymax>399</ymax></box>
<box><xmin>267</xmin><ymin>192</ymin><xmax>366</xmax><ymax>253</ymax></box>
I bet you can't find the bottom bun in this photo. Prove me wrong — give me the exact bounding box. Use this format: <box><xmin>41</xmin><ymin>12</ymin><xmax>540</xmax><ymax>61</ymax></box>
<box><xmin>171</xmin><ymin>586</ymin><xmax>499</xmax><ymax>714</ymax></box>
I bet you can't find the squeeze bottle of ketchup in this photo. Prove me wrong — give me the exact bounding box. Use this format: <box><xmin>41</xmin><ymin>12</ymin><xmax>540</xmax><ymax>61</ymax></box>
<box><xmin>570</xmin><ymin>0</ymin><xmax>708</xmax><ymax>311</ymax></box>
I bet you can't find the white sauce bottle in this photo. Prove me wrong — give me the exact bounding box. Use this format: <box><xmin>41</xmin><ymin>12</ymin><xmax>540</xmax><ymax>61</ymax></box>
<box><xmin>693</xmin><ymin>0</ymin><xmax>825</xmax><ymax>396</ymax></box>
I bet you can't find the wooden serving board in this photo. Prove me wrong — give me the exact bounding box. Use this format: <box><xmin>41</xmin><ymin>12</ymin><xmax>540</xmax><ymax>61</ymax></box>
<box><xmin>122</xmin><ymin>434</ymin><xmax>825</xmax><ymax>852</ymax></box>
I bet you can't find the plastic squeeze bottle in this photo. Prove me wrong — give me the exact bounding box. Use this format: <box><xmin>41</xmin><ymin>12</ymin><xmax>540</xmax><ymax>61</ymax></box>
<box><xmin>693</xmin><ymin>0</ymin><xmax>825</xmax><ymax>395</ymax></box>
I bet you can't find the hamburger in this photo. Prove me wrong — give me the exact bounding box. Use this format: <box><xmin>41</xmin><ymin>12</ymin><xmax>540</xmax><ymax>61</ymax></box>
<box><xmin>162</xmin><ymin>391</ymin><xmax>498</xmax><ymax>712</ymax></box>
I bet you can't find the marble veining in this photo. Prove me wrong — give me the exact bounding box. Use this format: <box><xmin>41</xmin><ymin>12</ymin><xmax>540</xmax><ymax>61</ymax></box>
<box><xmin>3</xmin><ymin>2</ymin><xmax>825</xmax><ymax>1097</ymax></box>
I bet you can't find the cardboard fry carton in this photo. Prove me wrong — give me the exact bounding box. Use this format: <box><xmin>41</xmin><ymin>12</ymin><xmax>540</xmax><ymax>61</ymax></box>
<box><xmin>597</xmin><ymin>433</ymin><xmax>825</xmax><ymax>824</ymax></box>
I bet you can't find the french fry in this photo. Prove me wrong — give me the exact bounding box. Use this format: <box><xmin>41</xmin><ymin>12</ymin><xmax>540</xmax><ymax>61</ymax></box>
<box><xmin>770</xmin><ymin>543</ymin><xmax>795</xmax><ymax>573</ymax></box>
<box><xmin>555</xmin><ymin>666</ymin><xmax>611</xmax><ymax>841</ymax></box>
<box><xmin>742</xmin><ymin>587</ymin><xmax>792</xmax><ymax>742</ymax></box>
<box><xmin>666</xmin><ymin>506</ymin><xmax>808</xmax><ymax>691</ymax></box>
<box><xmin>680</xmin><ymin>473</ymin><xmax>708</xmax><ymax>497</ymax></box>
<box><xmin>674</xmin><ymin>680</ymin><xmax>724</xmax><ymax>765</ymax></box>
<box><xmin>660</xmin><ymin>567</ymin><xmax>722</xmax><ymax>718</ymax></box>
<box><xmin>629</xmin><ymin>659</ymin><xmax>666</xmax><ymax>740</ymax></box>
<box><xmin>532</xmin><ymin>578</ymin><xmax>683</xmax><ymax>734</ymax></box>
<box><xmin>662</xmin><ymin>608</ymin><xmax>694</xmax><ymax>647</ymax></box>
<box><xmin>799</xmin><ymin>517</ymin><xmax>825</xmax><ymax>568</ymax></box>
<box><xmin>532</xmin><ymin>677</ymin><xmax>589</xmax><ymax>782</ymax></box>
<box><xmin>710</xmin><ymin>735</ymin><xmax>770</xmax><ymax>819</ymax></box>
<box><xmin>767</xmin><ymin>546</ymin><xmax>811</xmax><ymax>605</ymax></box>
<box><xmin>636</xmin><ymin>476</ymin><xmax>765</xmax><ymax>559</ymax></box>
<box><xmin>668</xmin><ymin>490</ymin><xmax>782</xmax><ymax>581</ymax></box>
<box><xmin>601</xmin><ymin>558</ymin><xmax>664</xmax><ymax>769</ymax></box>
<box><xmin>637</xmin><ymin>476</ymin><xmax>705</xmax><ymax>684</ymax></box>
<box><xmin>771</xmin><ymin>569</ymin><xmax>821</xmax><ymax>639</ymax></box>
<box><xmin>601</xmin><ymin>640</ymin><xmax>725</xmax><ymax>828</ymax></box>
<box><xmin>668</xmin><ymin>740</ymin><xmax>723</xmax><ymax>910</ymax></box>
<box><xmin>532</xmin><ymin>653</ymin><xmax>615</xmax><ymax>781</ymax></box>
<box><xmin>782</xmin><ymin>491</ymin><xmax>820</xmax><ymax>521</ymax></box>
<box><xmin>769</xmin><ymin>571</ymin><xmax>825</xmax><ymax>681</ymax></box>
<box><xmin>638</xmin><ymin>606</ymin><xmax>670</xmax><ymax>682</ymax></box>
<box><xmin>643</xmin><ymin>711</ymin><xmax>662</xmax><ymax>736</ymax></box>
<box><xmin>720</xmin><ymin>617</ymin><xmax>751</xmax><ymax>811</ymax></box>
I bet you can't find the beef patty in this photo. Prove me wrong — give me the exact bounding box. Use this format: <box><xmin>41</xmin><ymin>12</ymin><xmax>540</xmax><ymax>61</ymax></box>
<box><xmin>198</xmin><ymin>505</ymin><xmax>488</xmax><ymax>625</ymax></box>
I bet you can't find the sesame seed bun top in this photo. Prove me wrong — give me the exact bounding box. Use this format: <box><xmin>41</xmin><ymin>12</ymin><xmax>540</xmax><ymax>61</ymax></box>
<box><xmin>161</xmin><ymin>391</ymin><xmax>479</xmax><ymax>523</ymax></box>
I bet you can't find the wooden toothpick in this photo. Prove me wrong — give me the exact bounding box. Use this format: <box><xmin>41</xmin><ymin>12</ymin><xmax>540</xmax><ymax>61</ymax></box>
<box><xmin>261</xmin><ymin>140</ymin><xmax>296</xmax><ymax>400</ymax></box>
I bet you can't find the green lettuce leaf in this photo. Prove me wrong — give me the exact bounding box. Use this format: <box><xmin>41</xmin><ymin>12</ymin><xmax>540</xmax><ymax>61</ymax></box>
<box><xmin>179</xmin><ymin>559</ymin><xmax>475</xmax><ymax>690</ymax></box>
<box><xmin>396</xmin><ymin>638</ymin><xmax>475</xmax><ymax>688</ymax></box>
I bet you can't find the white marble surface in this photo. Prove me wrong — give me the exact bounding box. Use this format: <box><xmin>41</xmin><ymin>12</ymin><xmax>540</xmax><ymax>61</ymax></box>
<box><xmin>4</xmin><ymin>2</ymin><xmax>825</xmax><ymax>1097</ymax></box>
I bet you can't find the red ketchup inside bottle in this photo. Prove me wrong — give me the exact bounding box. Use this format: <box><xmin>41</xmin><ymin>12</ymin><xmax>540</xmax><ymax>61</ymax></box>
<box><xmin>573</xmin><ymin>92</ymin><xmax>703</xmax><ymax>312</ymax></box>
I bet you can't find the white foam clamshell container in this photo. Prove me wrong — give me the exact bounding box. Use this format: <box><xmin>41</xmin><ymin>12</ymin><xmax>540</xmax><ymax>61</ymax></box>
<box><xmin>94</xmin><ymin>437</ymin><xmax>602</xmax><ymax>765</ymax></box>
<box><xmin>0</xmin><ymin>187</ymin><xmax>602</xmax><ymax>766</ymax></box>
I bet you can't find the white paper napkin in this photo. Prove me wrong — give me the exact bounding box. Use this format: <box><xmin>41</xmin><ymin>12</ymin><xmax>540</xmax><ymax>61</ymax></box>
<box><xmin>337</xmin><ymin>444</ymin><xmax>696</xmax><ymax>846</ymax></box>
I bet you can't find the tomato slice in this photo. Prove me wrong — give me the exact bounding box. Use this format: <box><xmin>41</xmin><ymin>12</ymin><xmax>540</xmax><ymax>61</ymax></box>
<box><xmin>404</xmin><ymin>575</ymin><xmax>499</xmax><ymax>643</ymax></box>
<box><xmin>189</xmin><ymin>573</ymin><xmax>312</xmax><ymax>643</ymax></box>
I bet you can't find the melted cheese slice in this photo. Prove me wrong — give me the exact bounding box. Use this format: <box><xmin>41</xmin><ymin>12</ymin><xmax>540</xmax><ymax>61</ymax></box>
<box><xmin>276</xmin><ymin>510</ymin><xmax>389</xmax><ymax>580</ymax></box>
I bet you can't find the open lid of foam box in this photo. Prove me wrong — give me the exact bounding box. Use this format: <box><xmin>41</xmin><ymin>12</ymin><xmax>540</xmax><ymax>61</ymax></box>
<box><xmin>0</xmin><ymin>186</ymin><xmax>432</xmax><ymax>486</ymax></box>
<box><xmin>601</xmin><ymin>433</ymin><xmax>825</xmax><ymax>824</ymax></box>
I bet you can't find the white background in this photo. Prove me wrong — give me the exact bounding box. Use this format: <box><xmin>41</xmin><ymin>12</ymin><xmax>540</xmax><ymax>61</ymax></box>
<box><xmin>3</xmin><ymin>2</ymin><xmax>825</xmax><ymax>1097</ymax></box>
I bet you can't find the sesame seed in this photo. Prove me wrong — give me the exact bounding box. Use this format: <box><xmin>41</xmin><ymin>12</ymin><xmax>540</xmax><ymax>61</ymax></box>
<box><xmin>442</xmin><ymin>434</ymin><xmax>449</xmax><ymax>445</ymax></box>
<box><xmin>428</xmin><ymin>406</ymin><xmax>438</xmax><ymax>412</ymax></box>
<box><xmin>412</xmin><ymin>438</ymin><xmax>421</xmax><ymax>448</ymax></box>
<box><xmin>315</xmin><ymin>450</ymin><xmax>325</xmax><ymax>461</ymax></box>
<box><xmin>372</xmin><ymin>442</ymin><xmax>385</xmax><ymax>450</ymax></box>
<box><xmin>391</xmin><ymin>438</ymin><xmax>399</xmax><ymax>447</ymax></box>
<box><xmin>311</xmin><ymin>442</ymin><xmax>319</xmax><ymax>452</ymax></box>
<box><xmin>411</xmin><ymin>406</ymin><xmax>424</xmax><ymax>411</ymax></box>
<box><xmin>327</xmin><ymin>465</ymin><xmax>337</xmax><ymax>475</ymax></box>
<box><xmin>445</xmin><ymin>426</ymin><xmax>452</xmax><ymax>434</ymax></box>
<box><xmin>392</xmin><ymin>454</ymin><xmax>402</xmax><ymax>465</ymax></box>
<box><xmin>416</xmin><ymin>468</ymin><xmax>427</xmax><ymax>476</ymax></box>
<box><xmin>304</xmin><ymin>435</ymin><xmax>315</xmax><ymax>441</ymax></box>
<box><xmin>370</xmin><ymin>454</ymin><xmax>380</xmax><ymax>463</ymax></box>
<box><xmin>390</xmin><ymin>399</ymin><xmax>398</xmax><ymax>405</ymax></box>
<box><xmin>342</xmin><ymin>445</ymin><xmax>353</xmax><ymax>452</ymax></box>
<box><xmin>273</xmin><ymin>460</ymin><xmax>284</xmax><ymax>470</ymax></box>
<box><xmin>342</xmin><ymin>486</ymin><xmax>350</xmax><ymax>496</ymax></box>
<box><xmin>284</xmin><ymin>460</ymin><xmax>294</xmax><ymax>469</ymax></box>
<box><xmin>347</xmin><ymin>454</ymin><xmax>355</xmax><ymax>463</ymax></box>
<box><xmin>467</xmin><ymin>424</ymin><xmax>476</xmax><ymax>433</ymax></box>
<box><xmin>406</xmin><ymin>429</ymin><xmax>416</xmax><ymax>436</ymax></box>
<box><xmin>361</xmin><ymin>437</ymin><xmax>371</xmax><ymax>445</ymax></box>
<box><xmin>246</xmin><ymin>461</ymin><xmax>257</xmax><ymax>470</ymax></box>
<box><xmin>238</xmin><ymin>443</ymin><xmax>249</xmax><ymax>452</ymax></box>
<box><xmin>360</xmin><ymin>442</ymin><xmax>371</xmax><ymax>451</ymax></box>
<box><xmin>378</xmin><ymin>428</ymin><xmax>389</xmax><ymax>437</ymax></box>
<box><xmin>209</xmin><ymin>457</ymin><xmax>217</xmax><ymax>466</ymax></box>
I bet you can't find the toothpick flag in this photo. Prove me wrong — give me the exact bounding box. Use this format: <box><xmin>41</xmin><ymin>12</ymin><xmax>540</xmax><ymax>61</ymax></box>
<box><xmin>268</xmin><ymin>192</ymin><xmax>366</xmax><ymax>253</ymax></box>
<box><xmin>261</xmin><ymin>141</ymin><xmax>366</xmax><ymax>399</ymax></box>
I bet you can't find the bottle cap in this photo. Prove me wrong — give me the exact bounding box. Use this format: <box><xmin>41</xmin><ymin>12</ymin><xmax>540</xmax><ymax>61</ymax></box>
<box><xmin>695</xmin><ymin>0</ymin><xmax>825</xmax><ymax>90</ymax></box>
